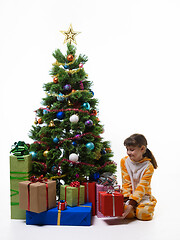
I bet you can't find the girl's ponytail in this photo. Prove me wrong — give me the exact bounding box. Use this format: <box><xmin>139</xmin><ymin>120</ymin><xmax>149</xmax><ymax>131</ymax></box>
<box><xmin>144</xmin><ymin>148</ymin><xmax>158</xmax><ymax>169</ymax></box>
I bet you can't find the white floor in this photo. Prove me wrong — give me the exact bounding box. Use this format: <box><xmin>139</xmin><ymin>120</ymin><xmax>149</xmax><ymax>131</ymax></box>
<box><xmin>1</xmin><ymin>186</ymin><xmax>180</xmax><ymax>240</ymax></box>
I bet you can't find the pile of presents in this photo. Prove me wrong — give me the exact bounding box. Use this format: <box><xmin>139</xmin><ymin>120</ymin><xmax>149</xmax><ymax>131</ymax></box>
<box><xmin>10</xmin><ymin>142</ymin><xmax>124</xmax><ymax>226</ymax></box>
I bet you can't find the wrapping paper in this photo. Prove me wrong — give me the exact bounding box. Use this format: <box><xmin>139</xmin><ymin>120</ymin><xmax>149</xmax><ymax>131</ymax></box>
<box><xmin>26</xmin><ymin>202</ymin><xmax>92</xmax><ymax>226</ymax></box>
<box><xmin>10</xmin><ymin>154</ymin><xmax>32</xmax><ymax>219</ymax></box>
<box><xmin>19</xmin><ymin>180</ymin><xmax>56</xmax><ymax>213</ymax></box>
<box><xmin>96</xmin><ymin>184</ymin><xmax>114</xmax><ymax>218</ymax></box>
<box><xmin>99</xmin><ymin>191</ymin><xmax>124</xmax><ymax>217</ymax></box>
<box><xmin>60</xmin><ymin>185</ymin><xmax>85</xmax><ymax>207</ymax></box>
<box><xmin>82</xmin><ymin>182</ymin><xmax>96</xmax><ymax>216</ymax></box>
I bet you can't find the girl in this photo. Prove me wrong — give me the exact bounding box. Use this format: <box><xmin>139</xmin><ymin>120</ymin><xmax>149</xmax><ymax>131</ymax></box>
<box><xmin>120</xmin><ymin>134</ymin><xmax>157</xmax><ymax>221</ymax></box>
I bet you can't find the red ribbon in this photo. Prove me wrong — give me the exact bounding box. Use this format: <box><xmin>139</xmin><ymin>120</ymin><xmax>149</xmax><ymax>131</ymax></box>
<box><xmin>28</xmin><ymin>175</ymin><xmax>48</xmax><ymax>211</ymax></box>
<box><xmin>70</xmin><ymin>181</ymin><xmax>80</xmax><ymax>187</ymax></box>
<box><xmin>30</xmin><ymin>175</ymin><xmax>47</xmax><ymax>183</ymax></box>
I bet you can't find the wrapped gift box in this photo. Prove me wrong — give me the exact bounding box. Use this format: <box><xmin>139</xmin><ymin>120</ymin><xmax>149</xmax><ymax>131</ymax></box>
<box><xmin>10</xmin><ymin>154</ymin><xmax>32</xmax><ymax>219</ymax></box>
<box><xmin>82</xmin><ymin>182</ymin><xmax>96</xmax><ymax>216</ymax></box>
<box><xmin>19</xmin><ymin>180</ymin><xmax>56</xmax><ymax>213</ymax></box>
<box><xmin>60</xmin><ymin>185</ymin><xmax>85</xmax><ymax>207</ymax></box>
<box><xmin>58</xmin><ymin>200</ymin><xmax>67</xmax><ymax>211</ymax></box>
<box><xmin>99</xmin><ymin>191</ymin><xmax>124</xmax><ymax>217</ymax></box>
<box><xmin>96</xmin><ymin>184</ymin><xmax>114</xmax><ymax>218</ymax></box>
<box><xmin>26</xmin><ymin>202</ymin><xmax>92</xmax><ymax>226</ymax></box>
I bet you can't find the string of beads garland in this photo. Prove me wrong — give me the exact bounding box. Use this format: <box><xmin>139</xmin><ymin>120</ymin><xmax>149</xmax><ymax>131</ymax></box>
<box><xmin>33</xmin><ymin>132</ymin><xmax>101</xmax><ymax>147</ymax></box>
<box><xmin>35</xmin><ymin>107</ymin><xmax>97</xmax><ymax>116</ymax></box>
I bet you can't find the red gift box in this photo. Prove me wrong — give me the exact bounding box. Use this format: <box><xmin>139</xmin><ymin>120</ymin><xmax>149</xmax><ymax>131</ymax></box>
<box><xmin>99</xmin><ymin>191</ymin><xmax>124</xmax><ymax>217</ymax></box>
<box><xmin>82</xmin><ymin>182</ymin><xmax>96</xmax><ymax>216</ymax></box>
<box><xmin>58</xmin><ymin>201</ymin><xmax>67</xmax><ymax>210</ymax></box>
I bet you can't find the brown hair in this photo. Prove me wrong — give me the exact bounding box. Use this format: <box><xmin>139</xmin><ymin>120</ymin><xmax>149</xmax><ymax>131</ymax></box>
<box><xmin>124</xmin><ymin>134</ymin><xmax>158</xmax><ymax>169</ymax></box>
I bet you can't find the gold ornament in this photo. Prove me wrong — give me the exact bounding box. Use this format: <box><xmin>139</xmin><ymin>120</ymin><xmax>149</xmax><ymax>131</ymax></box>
<box><xmin>38</xmin><ymin>118</ymin><xmax>43</xmax><ymax>124</ymax></box>
<box><xmin>95</xmin><ymin>150</ymin><xmax>101</xmax><ymax>160</ymax></box>
<box><xmin>60</xmin><ymin>24</ymin><xmax>81</xmax><ymax>45</ymax></box>
<box><xmin>68</xmin><ymin>100</ymin><xmax>73</xmax><ymax>106</ymax></box>
<box><xmin>48</xmin><ymin>120</ymin><xmax>55</xmax><ymax>127</ymax></box>
<box><xmin>34</xmin><ymin>118</ymin><xmax>38</xmax><ymax>125</ymax></box>
<box><xmin>43</xmin><ymin>150</ymin><xmax>49</xmax><ymax>157</ymax></box>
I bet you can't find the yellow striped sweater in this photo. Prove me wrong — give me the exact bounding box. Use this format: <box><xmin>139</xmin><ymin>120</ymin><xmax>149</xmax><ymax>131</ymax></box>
<box><xmin>120</xmin><ymin>156</ymin><xmax>154</xmax><ymax>204</ymax></box>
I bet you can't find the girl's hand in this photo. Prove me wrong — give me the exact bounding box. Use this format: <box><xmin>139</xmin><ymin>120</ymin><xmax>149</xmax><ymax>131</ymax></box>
<box><xmin>119</xmin><ymin>204</ymin><xmax>133</xmax><ymax>219</ymax></box>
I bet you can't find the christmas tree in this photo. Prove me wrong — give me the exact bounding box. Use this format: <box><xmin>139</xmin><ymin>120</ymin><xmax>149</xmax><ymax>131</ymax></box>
<box><xmin>29</xmin><ymin>25</ymin><xmax>116</xmax><ymax>186</ymax></box>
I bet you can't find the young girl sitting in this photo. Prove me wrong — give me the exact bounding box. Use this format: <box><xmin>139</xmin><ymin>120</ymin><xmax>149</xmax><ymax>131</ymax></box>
<box><xmin>120</xmin><ymin>133</ymin><xmax>157</xmax><ymax>221</ymax></box>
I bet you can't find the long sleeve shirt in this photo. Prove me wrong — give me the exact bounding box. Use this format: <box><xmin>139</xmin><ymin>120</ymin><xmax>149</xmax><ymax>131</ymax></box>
<box><xmin>120</xmin><ymin>156</ymin><xmax>154</xmax><ymax>205</ymax></box>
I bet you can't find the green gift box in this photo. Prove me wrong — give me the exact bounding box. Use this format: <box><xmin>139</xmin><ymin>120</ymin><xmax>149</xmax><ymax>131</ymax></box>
<box><xmin>60</xmin><ymin>185</ymin><xmax>85</xmax><ymax>207</ymax></box>
<box><xmin>10</xmin><ymin>154</ymin><xmax>32</xmax><ymax>219</ymax></box>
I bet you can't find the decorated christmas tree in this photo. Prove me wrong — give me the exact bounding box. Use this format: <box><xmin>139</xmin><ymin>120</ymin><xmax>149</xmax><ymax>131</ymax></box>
<box><xmin>29</xmin><ymin>25</ymin><xmax>116</xmax><ymax>186</ymax></box>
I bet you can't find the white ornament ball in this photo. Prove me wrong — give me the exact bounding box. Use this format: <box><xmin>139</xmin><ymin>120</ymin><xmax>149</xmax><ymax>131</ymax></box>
<box><xmin>69</xmin><ymin>114</ymin><xmax>79</xmax><ymax>123</ymax></box>
<box><xmin>69</xmin><ymin>153</ymin><xmax>79</xmax><ymax>162</ymax></box>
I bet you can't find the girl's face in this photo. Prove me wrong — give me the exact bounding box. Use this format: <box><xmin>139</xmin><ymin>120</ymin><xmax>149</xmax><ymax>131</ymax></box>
<box><xmin>126</xmin><ymin>145</ymin><xmax>146</xmax><ymax>162</ymax></box>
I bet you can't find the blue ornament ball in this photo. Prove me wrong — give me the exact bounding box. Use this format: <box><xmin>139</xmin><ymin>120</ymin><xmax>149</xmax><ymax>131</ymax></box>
<box><xmin>93</xmin><ymin>172</ymin><xmax>100</xmax><ymax>180</ymax></box>
<box><xmin>90</xmin><ymin>90</ymin><xmax>94</xmax><ymax>96</ymax></box>
<box><xmin>30</xmin><ymin>151</ymin><xmax>37</xmax><ymax>160</ymax></box>
<box><xmin>53</xmin><ymin>137</ymin><xmax>59</xmax><ymax>144</ymax></box>
<box><xmin>82</xmin><ymin>102</ymin><xmax>90</xmax><ymax>110</ymax></box>
<box><xmin>64</xmin><ymin>64</ymin><xmax>69</xmax><ymax>69</ymax></box>
<box><xmin>101</xmin><ymin>149</ymin><xmax>107</xmax><ymax>155</ymax></box>
<box><xmin>43</xmin><ymin>109</ymin><xmax>49</xmax><ymax>114</ymax></box>
<box><xmin>90</xmin><ymin>172</ymin><xmax>100</xmax><ymax>181</ymax></box>
<box><xmin>56</xmin><ymin>112</ymin><xmax>65</xmax><ymax>120</ymax></box>
<box><xmin>57</xmin><ymin>93</ymin><xmax>64</xmax><ymax>101</ymax></box>
<box><xmin>72</xmin><ymin>141</ymin><xmax>77</xmax><ymax>146</ymax></box>
<box><xmin>86</xmin><ymin>142</ymin><xmax>94</xmax><ymax>150</ymax></box>
<box><xmin>51</xmin><ymin>165</ymin><xmax>58</xmax><ymax>173</ymax></box>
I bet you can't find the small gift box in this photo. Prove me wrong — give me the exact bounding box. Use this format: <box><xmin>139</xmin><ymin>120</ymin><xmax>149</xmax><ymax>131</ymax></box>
<box><xmin>19</xmin><ymin>176</ymin><xmax>56</xmax><ymax>213</ymax></box>
<box><xmin>82</xmin><ymin>182</ymin><xmax>96</xmax><ymax>216</ymax></box>
<box><xmin>96</xmin><ymin>184</ymin><xmax>114</xmax><ymax>218</ymax></box>
<box><xmin>99</xmin><ymin>190</ymin><xmax>124</xmax><ymax>217</ymax></box>
<box><xmin>58</xmin><ymin>200</ymin><xmax>67</xmax><ymax>211</ymax></box>
<box><xmin>26</xmin><ymin>202</ymin><xmax>92</xmax><ymax>226</ymax></box>
<box><xmin>60</xmin><ymin>182</ymin><xmax>85</xmax><ymax>207</ymax></box>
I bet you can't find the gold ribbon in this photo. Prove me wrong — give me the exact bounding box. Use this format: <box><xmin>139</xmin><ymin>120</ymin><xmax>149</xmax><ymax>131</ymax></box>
<box><xmin>57</xmin><ymin>209</ymin><xmax>61</xmax><ymax>225</ymax></box>
<box><xmin>57</xmin><ymin>205</ymin><xmax>91</xmax><ymax>225</ymax></box>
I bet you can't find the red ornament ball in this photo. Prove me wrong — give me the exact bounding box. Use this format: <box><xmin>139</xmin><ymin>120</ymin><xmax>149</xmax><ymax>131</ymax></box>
<box><xmin>79</xmin><ymin>63</ymin><xmax>83</xmax><ymax>68</ymax></box>
<box><xmin>53</xmin><ymin>77</ymin><xmax>58</xmax><ymax>83</ymax></box>
<box><xmin>67</xmin><ymin>55</ymin><xmax>74</xmax><ymax>62</ymax></box>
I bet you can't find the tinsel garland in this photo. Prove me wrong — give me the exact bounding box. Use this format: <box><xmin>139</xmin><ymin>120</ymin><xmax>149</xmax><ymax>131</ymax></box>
<box><xmin>53</xmin><ymin>68</ymin><xmax>82</xmax><ymax>76</ymax></box>
<box><xmin>59</xmin><ymin>158</ymin><xmax>117</xmax><ymax>170</ymax></box>
<box><xmin>52</xmin><ymin>56</ymin><xmax>77</xmax><ymax>67</ymax></box>
<box><xmin>45</xmin><ymin>89</ymin><xmax>89</xmax><ymax>98</ymax></box>
<box><xmin>35</xmin><ymin>107</ymin><xmax>97</xmax><ymax>116</ymax></box>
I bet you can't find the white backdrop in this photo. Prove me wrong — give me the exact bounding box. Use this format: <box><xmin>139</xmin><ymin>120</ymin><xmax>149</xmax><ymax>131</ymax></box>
<box><xmin>1</xmin><ymin>0</ymin><xmax>180</xmax><ymax>238</ymax></box>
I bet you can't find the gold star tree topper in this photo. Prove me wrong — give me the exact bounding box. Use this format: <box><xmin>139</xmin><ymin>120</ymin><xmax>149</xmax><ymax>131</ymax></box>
<box><xmin>60</xmin><ymin>24</ymin><xmax>81</xmax><ymax>45</ymax></box>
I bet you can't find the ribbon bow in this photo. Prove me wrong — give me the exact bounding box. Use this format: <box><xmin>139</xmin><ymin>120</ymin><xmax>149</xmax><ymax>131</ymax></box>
<box><xmin>30</xmin><ymin>175</ymin><xmax>47</xmax><ymax>183</ymax></box>
<box><xmin>70</xmin><ymin>181</ymin><xmax>80</xmax><ymax>187</ymax></box>
<box><xmin>106</xmin><ymin>189</ymin><xmax>114</xmax><ymax>194</ymax></box>
<box><xmin>10</xmin><ymin>141</ymin><xmax>29</xmax><ymax>159</ymax></box>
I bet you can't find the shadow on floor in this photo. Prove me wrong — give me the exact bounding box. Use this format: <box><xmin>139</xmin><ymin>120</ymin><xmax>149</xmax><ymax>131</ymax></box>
<box><xmin>103</xmin><ymin>218</ymin><xmax>136</xmax><ymax>225</ymax></box>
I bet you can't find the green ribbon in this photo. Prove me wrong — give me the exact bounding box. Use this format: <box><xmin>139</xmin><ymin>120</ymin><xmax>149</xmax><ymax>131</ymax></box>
<box><xmin>10</xmin><ymin>141</ymin><xmax>29</xmax><ymax>159</ymax></box>
<box><xmin>10</xmin><ymin>171</ymin><xmax>29</xmax><ymax>206</ymax></box>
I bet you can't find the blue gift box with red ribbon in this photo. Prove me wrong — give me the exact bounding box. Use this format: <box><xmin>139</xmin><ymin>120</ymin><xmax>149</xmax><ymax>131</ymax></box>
<box><xmin>26</xmin><ymin>202</ymin><xmax>92</xmax><ymax>226</ymax></box>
